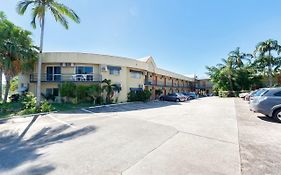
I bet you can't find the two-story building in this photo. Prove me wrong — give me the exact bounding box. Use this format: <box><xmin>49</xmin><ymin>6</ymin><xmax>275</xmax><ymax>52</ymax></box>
<box><xmin>19</xmin><ymin>52</ymin><xmax>195</xmax><ymax>102</ymax></box>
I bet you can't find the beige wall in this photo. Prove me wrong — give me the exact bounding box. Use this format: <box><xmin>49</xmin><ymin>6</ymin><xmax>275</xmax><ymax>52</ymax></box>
<box><xmin>20</xmin><ymin>52</ymin><xmax>195</xmax><ymax>103</ymax></box>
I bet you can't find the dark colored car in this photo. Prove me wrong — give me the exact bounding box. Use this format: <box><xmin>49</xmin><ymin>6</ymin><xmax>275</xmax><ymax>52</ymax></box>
<box><xmin>160</xmin><ymin>93</ymin><xmax>186</xmax><ymax>102</ymax></box>
<box><xmin>182</xmin><ymin>92</ymin><xmax>197</xmax><ymax>100</ymax></box>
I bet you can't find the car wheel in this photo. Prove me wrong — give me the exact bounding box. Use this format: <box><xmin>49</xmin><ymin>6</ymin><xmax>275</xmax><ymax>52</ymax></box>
<box><xmin>160</xmin><ymin>97</ymin><xmax>164</xmax><ymax>101</ymax></box>
<box><xmin>176</xmin><ymin>98</ymin><xmax>180</xmax><ymax>102</ymax></box>
<box><xmin>273</xmin><ymin>108</ymin><xmax>281</xmax><ymax>123</ymax></box>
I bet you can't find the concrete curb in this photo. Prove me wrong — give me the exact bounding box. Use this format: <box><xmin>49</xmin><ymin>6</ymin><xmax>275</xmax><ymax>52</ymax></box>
<box><xmin>0</xmin><ymin>111</ymin><xmax>57</xmax><ymax>122</ymax></box>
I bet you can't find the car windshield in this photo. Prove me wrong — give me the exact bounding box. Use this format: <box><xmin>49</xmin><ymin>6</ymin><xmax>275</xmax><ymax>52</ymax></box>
<box><xmin>254</xmin><ymin>89</ymin><xmax>268</xmax><ymax>96</ymax></box>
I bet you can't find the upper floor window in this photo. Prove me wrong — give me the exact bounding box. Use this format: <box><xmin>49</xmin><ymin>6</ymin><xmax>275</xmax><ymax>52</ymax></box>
<box><xmin>130</xmin><ymin>70</ymin><xmax>142</xmax><ymax>79</ymax></box>
<box><xmin>76</xmin><ymin>66</ymin><xmax>93</xmax><ymax>74</ymax></box>
<box><xmin>108</xmin><ymin>66</ymin><xmax>121</xmax><ymax>75</ymax></box>
<box><xmin>46</xmin><ymin>66</ymin><xmax>61</xmax><ymax>81</ymax></box>
<box><xmin>74</xmin><ymin>66</ymin><xmax>93</xmax><ymax>81</ymax></box>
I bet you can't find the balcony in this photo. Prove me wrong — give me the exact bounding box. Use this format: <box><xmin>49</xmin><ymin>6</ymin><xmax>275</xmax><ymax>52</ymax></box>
<box><xmin>30</xmin><ymin>73</ymin><xmax>102</xmax><ymax>83</ymax></box>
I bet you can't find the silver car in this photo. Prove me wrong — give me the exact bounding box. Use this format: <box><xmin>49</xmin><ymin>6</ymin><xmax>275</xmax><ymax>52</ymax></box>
<box><xmin>250</xmin><ymin>88</ymin><xmax>281</xmax><ymax>122</ymax></box>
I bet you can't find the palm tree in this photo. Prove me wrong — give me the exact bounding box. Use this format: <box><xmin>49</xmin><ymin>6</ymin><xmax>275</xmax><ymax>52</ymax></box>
<box><xmin>17</xmin><ymin>0</ymin><xmax>80</xmax><ymax>107</ymax></box>
<box><xmin>102</xmin><ymin>79</ymin><xmax>120</xmax><ymax>104</ymax></box>
<box><xmin>0</xmin><ymin>13</ymin><xmax>38</xmax><ymax>102</ymax></box>
<box><xmin>228</xmin><ymin>47</ymin><xmax>253</xmax><ymax>68</ymax></box>
<box><xmin>253</xmin><ymin>39</ymin><xmax>281</xmax><ymax>87</ymax></box>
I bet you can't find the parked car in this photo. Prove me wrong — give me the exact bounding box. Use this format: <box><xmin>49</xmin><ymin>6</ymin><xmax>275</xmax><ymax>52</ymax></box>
<box><xmin>249</xmin><ymin>88</ymin><xmax>268</xmax><ymax>103</ymax></box>
<box><xmin>160</xmin><ymin>93</ymin><xmax>186</xmax><ymax>102</ymax></box>
<box><xmin>250</xmin><ymin>87</ymin><xmax>281</xmax><ymax>122</ymax></box>
<box><xmin>182</xmin><ymin>92</ymin><xmax>197</xmax><ymax>100</ymax></box>
<box><xmin>244</xmin><ymin>91</ymin><xmax>256</xmax><ymax>101</ymax></box>
<box><xmin>178</xmin><ymin>93</ymin><xmax>188</xmax><ymax>101</ymax></box>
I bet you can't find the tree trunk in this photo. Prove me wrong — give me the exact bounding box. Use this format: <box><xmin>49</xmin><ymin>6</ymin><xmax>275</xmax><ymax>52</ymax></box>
<box><xmin>3</xmin><ymin>76</ymin><xmax>11</xmax><ymax>103</ymax></box>
<box><xmin>268</xmin><ymin>63</ymin><xmax>273</xmax><ymax>87</ymax></box>
<box><xmin>36</xmin><ymin>12</ymin><xmax>45</xmax><ymax>108</ymax></box>
<box><xmin>268</xmin><ymin>50</ymin><xmax>273</xmax><ymax>87</ymax></box>
<box><xmin>0</xmin><ymin>68</ymin><xmax>2</xmax><ymax>101</ymax></box>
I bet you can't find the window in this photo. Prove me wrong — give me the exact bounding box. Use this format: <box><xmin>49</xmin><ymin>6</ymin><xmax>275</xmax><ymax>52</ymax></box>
<box><xmin>130</xmin><ymin>70</ymin><xmax>142</xmax><ymax>79</ymax></box>
<box><xmin>46</xmin><ymin>88</ymin><xmax>59</xmax><ymax>97</ymax></box>
<box><xmin>274</xmin><ymin>91</ymin><xmax>281</xmax><ymax>96</ymax></box>
<box><xmin>108</xmin><ymin>66</ymin><xmax>121</xmax><ymax>75</ymax></box>
<box><xmin>75</xmin><ymin>66</ymin><xmax>93</xmax><ymax>74</ymax></box>
<box><xmin>46</xmin><ymin>66</ymin><xmax>61</xmax><ymax>81</ymax></box>
<box><xmin>75</xmin><ymin>66</ymin><xmax>93</xmax><ymax>81</ymax></box>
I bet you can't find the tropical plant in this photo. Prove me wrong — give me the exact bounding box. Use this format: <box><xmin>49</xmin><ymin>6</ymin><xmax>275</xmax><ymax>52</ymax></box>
<box><xmin>87</xmin><ymin>84</ymin><xmax>102</xmax><ymax>105</ymax></box>
<box><xmin>102</xmin><ymin>79</ymin><xmax>120</xmax><ymax>104</ymax></box>
<box><xmin>59</xmin><ymin>82</ymin><xmax>76</xmax><ymax>102</ymax></box>
<box><xmin>207</xmin><ymin>47</ymin><xmax>262</xmax><ymax>94</ymax></box>
<box><xmin>127</xmin><ymin>90</ymin><xmax>152</xmax><ymax>102</ymax></box>
<box><xmin>228</xmin><ymin>47</ymin><xmax>253</xmax><ymax>68</ymax></box>
<box><xmin>0</xmin><ymin>12</ymin><xmax>38</xmax><ymax>102</ymax></box>
<box><xmin>253</xmin><ymin>39</ymin><xmax>281</xmax><ymax>87</ymax></box>
<box><xmin>17</xmin><ymin>0</ymin><xmax>80</xmax><ymax>107</ymax></box>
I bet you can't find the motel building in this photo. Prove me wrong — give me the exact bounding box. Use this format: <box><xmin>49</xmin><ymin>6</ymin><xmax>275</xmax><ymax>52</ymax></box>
<box><xmin>18</xmin><ymin>52</ymin><xmax>196</xmax><ymax>102</ymax></box>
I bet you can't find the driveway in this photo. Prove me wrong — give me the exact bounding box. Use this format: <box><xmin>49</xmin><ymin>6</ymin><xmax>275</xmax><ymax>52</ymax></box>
<box><xmin>0</xmin><ymin>97</ymin><xmax>240</xmax><ymax>175</ymax></box>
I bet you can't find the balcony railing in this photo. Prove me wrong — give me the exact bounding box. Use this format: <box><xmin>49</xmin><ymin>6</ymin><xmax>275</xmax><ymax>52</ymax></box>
<box><xmin>30</xmin><ymin>73</ymin><xmax>102</xmax><ymax>82</ymax></box>
<box><xmin>144</xmin><ymin>81</ymin><xmax>193</xmax><ymax>88</ymax></box>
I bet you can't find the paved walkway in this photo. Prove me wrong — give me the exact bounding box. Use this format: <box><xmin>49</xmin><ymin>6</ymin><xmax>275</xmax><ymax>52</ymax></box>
<box><xmin>0</xmin><ymin>97</ymin><xmax>240</xmax><ymax>175</ymax></box>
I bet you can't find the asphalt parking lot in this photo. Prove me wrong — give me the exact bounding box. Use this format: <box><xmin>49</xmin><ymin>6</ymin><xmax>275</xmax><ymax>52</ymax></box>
<box><xmin>0</xmin><ymin>97</ymin><xmax>280</xmax><ymax>175</ymax></box>
<box><xmin>235</xmin><ymin>98</ymin><xmax>281</xmax><ymax>175</ymax></box>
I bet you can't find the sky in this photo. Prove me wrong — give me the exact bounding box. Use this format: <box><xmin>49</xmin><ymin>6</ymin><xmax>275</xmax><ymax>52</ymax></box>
<box><xmin>1</xmin><ymin>0</ymin><xmax>281</xmax><ymax>78</ymax></box>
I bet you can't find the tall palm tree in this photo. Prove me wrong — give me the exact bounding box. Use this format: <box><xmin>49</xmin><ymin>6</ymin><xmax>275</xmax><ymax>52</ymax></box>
<box><xmin>228</xmin><ymin>47</ymin><xmax>253</xmax><ymax>68</ymax></box>
<box><xmin>17</xmin><ymin>0</ymin><xmax>80</xmax><ymax>107</ymax></box>
<box><xmin>254</xmin><ymin>39</ymin><xmax>281</xmax><ymax>87</ymax></box>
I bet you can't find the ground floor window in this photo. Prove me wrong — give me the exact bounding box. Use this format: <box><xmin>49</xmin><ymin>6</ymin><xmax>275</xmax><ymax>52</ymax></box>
<box><xmin>46</xmin><ymin>88</ymin><xmax>59</xmax><ymax>97</ymax></box>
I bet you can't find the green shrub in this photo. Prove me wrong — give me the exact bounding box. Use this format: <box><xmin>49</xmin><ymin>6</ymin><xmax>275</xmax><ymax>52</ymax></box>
<box><xmin>128</xmin><ymin>90</ymin><xmax>152</xmax><ymax>102</ymax></box>
<box><xmin>40</xmin><ymin>101</ymin><xmax>53</xmax><ymax>112</ymax></box>
<box><xmin>20</xmin><ymin>93</ymin><xmax>53</xmax><ymax>114</ymax></box>
<box><xmin>76</xmin><ymin>85</ymin><xmax>90</xmax><ymax>103</ymax></box>
<box><xmin>218</xmin><ymin>91</ymin><xmax>237</xmax><ymax>97</ymax></box>
<box><xmin>59</xmin><ymin>82</ymin><xmax>77</xmax><ymax>98</ymax></box>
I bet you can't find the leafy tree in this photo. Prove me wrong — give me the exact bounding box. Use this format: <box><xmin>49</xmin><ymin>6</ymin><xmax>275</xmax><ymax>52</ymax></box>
<box><xmin>0</xmin><ymin>13</ymin><xmax>38</xmax><ymax>102</ymax></box>
<box><xmin>253</xmin><ymin>39</ymin><xmax>281</xmax><ymax>87</ymax></box>
<box><xmin>207</xmin><ymin>47</ymin><xmax>261</xmax><ymax>94</ymax></box>
<box><xmin>17</xmin><ymin>0</ymin><xmax>80</xmax><ymax>107</ymax></box>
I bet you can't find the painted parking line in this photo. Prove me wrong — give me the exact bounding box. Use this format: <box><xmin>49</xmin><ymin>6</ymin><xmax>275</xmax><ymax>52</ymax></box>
<box><xmin>46</xmin><ymin>114</ymin><xmax>77</xmax><ymax>129</ymax></box>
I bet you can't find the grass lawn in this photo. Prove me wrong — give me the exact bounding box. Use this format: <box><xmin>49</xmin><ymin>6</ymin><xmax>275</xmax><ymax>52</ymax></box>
<box><xmin>0</xmin><ymin>102</ymin><xmax>23</xmax><ymax>119</ymax></box>
<box><xmin>0</xmin><ymin>102</ymin><xmax>95</xmax><ymax>119</ymax></box>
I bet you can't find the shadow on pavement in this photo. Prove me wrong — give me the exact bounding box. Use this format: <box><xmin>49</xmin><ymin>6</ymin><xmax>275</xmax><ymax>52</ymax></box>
<box><xmin>0</xmin><ymin>124</ymin><xmax>97</xmax><ymax>174</ymax></box>
<box><xmin>257</xmin><ymin>116</ymin><xmax>280</xmax><ymax>124</ymax></box>
<box><xmin>84</xmin><ymin>101</ymin><xmax>183</xmax><ymax>113</ymax></box>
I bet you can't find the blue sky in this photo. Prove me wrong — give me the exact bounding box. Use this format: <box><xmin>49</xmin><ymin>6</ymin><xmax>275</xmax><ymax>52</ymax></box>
<box><xmin>1</xmin><ymin>0</ymin><xmax>281</xmax><ymax>78</ymax></box>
